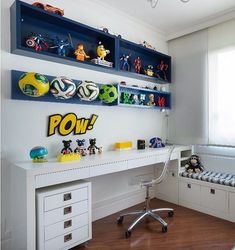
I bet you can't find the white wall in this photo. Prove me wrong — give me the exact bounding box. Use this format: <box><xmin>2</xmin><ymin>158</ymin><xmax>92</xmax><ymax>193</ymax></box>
<box><xmin>1</xmin><ymin>0</ymin><xmax>168</xmax><ymax>246</ymax></box>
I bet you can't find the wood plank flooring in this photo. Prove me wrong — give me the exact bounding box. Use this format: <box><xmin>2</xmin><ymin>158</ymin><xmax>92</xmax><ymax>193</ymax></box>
<box><xmin>72</xmin><ymin>199</ymin><xmax>235</xmax><ymax>250</ymax></box>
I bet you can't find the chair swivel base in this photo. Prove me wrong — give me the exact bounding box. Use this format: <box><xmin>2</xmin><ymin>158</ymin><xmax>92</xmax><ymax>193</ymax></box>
<box><xmin>117</xmin><ymin>207</ymin><xmax>174</xmax><ymax>238</ymax></box>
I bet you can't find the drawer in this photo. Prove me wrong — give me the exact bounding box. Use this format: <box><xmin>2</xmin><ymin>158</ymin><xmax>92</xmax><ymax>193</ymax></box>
<box><xmin>201</xmin><ymin>186</ymin><xmax>228</xmax><ymax>212</ymax></box>
<box><xmin>45</xmin><ymin>212</ymin><xmax>89</xmax><ymax>241</ymax></box>
<box><xmin>44</xmin><ymin>187</ymin><xmax>88</xmax><ymax>211</ymax></box>
<box><xmin>128</xmin><ymin>156</ymin><xmax>159</xmax><ymax>170</ymax></box>
<box><xmin>44</xmin><ymin>200</ymin><xmax>88</xmax><ymax>226</ymax></box>
<box><xmin>179</xmin><ymin>181</ymin><xmax>200</xmax><ymax>205</ymax></box>
<box><xmin>45</xmin><ymin>225</ymin><xmax>89</xmax><ymax>250</ymax></box>
<box><xmin>229</xmin><ymin>192</ymin><xmax>235</xmax><ymax>216</ymax></box>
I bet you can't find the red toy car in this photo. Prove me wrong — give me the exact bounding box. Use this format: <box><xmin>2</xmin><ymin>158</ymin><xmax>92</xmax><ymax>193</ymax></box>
<box><xmin>32</xmin><ymin>2</ymin><xmax>64</xmax><ymax>16</ymax></box>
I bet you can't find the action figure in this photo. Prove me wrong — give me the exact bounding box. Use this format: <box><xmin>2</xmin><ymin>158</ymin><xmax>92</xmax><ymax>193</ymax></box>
<box><xmin>74</xmin><ymin>139</ymin><xmax>87</xmax><ymax>156</ymax></box>
<box><xmin>120</xmin><ymin>54</ymin><xmax>131</xmax><ymax>71</ymax></box>
<box><xmin>61</xmin><ymin>140</ymin><xmax>73</xmax><ymax>154</ymax></box>
<box><xmin>87</xmin><ymin>138</ymin><xmax>102</xmax><ymax>155</ymax></box>
<box><xmin>156</xmin><ymin>61</ymin><xmax>168</xmax><ymax>81</ymax></box>
<box><xmin>145</xmin><ymin>65</ymin><xmax>154</xmax><ymax>76</ymax></box>
<box><xmin>74</xmin><ymin>43</ymin><xmax>90</xmax><ymax>61</ymax></box>
<box><xmin>138</xmin><ymin>94</ymin><xmax>146</xmax><ymax>105</ymax></box>
<box><xmin>50</xmin><ymin>36</ymin><xmax>73</xmax><ymax>56</ymax></box>
<box><xmin>25</xmin><ymin>33</ymin><xmax>49</xmax><ymax>52</ymax></box>
<box><xmin>147</xmin><ymin>94</ymin><xmax>155</xmax><ymax>106</ymax></box>
<box><xmin>157</xmin><ymin>96</ymin><xmax>166</xmax><ymax>107</ymax></box>
<box><xmin>134</xmin><ymin>57</ymin><xmax>141</xmax><ymax>73</ymax></box>
<box><xmin>97</xmin><ymin>41</ymin><xmax>110</xmax><ymax>60</ymax></box>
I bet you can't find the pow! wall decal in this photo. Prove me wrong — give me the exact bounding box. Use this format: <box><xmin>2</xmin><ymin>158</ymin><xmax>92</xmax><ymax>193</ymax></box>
<box><xmin>47</xmin><ymin>113</ymin><xmax>98</xmax><ymax>137</ymax></box>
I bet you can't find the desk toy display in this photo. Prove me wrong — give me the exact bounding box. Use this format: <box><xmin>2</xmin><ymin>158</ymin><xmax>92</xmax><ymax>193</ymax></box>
<box><xmin>30</xmin><ymin>146</ymin><xmax>48</xmax><ymax>163</ymax></box>
<box><xmin>115</xmin><ymin>141</ymin><xmax>132</xmax><ymax>150</ymax></box>
<box><xmin>74</xmin><ymin>139</ymin><xmax>87</xmax><ymax>156</ymax></box>
<box><xmin>57</xmin><ymin>140</ymin><xmax>81</xmax><ymax>162</ymax></box>
<box><xmin>149</xmin><ymin>137</ymin><xmax>165</xmax><ymax>148</ymax></box>
<box><xmin>87</xmin><ymin>138</ymin><xmax>102</xmax><ymax>155</ymax></box>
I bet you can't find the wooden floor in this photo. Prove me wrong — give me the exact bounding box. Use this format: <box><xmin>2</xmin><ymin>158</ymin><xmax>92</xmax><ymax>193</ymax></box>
<box><xmin>72</xmin><ymin>199</ymin><xmax>235</xmax><ymax>250</ymax></box>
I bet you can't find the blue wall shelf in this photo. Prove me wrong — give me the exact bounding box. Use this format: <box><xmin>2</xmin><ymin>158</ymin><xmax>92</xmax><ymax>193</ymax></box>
<box><xmin>10</xmin><ymin>0</ymin><xmax>172</xmax><ymax>85</ymax></box>
<box><xmin>11</xmin><ymin>70</ymin><xmax>171</xmax><ymax>110</ymax></box>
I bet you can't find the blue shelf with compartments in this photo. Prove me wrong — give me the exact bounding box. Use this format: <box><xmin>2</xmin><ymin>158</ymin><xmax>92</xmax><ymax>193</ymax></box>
<box><xmin>11</xmin><ymin>70</ymin><xmax>171</xmax><ymax>110</ymax></box>
<box><xmin>10</xmin><ymin>0</ymin><xmax>171</xmax><ymax>85</ymax></box>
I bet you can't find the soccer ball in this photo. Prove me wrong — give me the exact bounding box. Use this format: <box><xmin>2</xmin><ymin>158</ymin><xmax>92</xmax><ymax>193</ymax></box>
<box><xmin>77</xmin><ymin>81</ymin><xmax>99</xmax><ymax>101</ymax></box>
<box><xmin>50</xmin><ymin>76</ymin><xmax>76</xmax><ymax>99</ymax></box>
<box><xmin>18</xmin><ymin>72</ymin><xmax>49</xmax><ymax>97</ymax></box>
<box><xmin>99</xmin><ymin>84</ymin><xmax>118</xmax><ymax>103</ymax></box>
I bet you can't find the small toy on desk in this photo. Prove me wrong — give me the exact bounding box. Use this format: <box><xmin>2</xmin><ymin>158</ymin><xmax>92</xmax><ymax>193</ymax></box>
<box><xmin>61</xmin><ymin>140</ymin><xmax>73</xmax><ymax>154</ymax></box>
<box><xmin>145</xmin><ymin>65</ymin><xmax>154</xmax><ymax>77</ymax></box>
<box><xmin>50</xmin><ymin>76</ymin><xmax>76</xmax><ymax>99</ymax></box>
<box><xmin>91</xmin><ymin>42</ymin><xmax>113</xmax><ymax>67</ymax></box>
<box><xmin>77</xmin><ymin>81</ymin><xmax>99</xmax><ymax>101</ymax></box>
<box><xmin>99</xmin><ymin>84</ymin><xmax>118</xmax><ymax>103</ymax></box>
<box><xmin>30</xmin><ymin>146</ymin><xmax>48</xmax><ymax>163</ymax></box>
<box><xmin>185</xmin><ymin>155</ymin><xmax>204</xmax><ymax>173</ymax></box>
<box><xmin>137</xmin><ymin>140</ymin><xmax>145</xmax><ymax>150</ymax></box>
<box><xmin>120</xmin><ymin>54</ymin><xmax>131</xmax><ymax>71</ymax></box>
<box><xmin>74</xmin><ymin>43</ymin><xmax>90</xmax><ymax>61</ymax></box>
<box><xmin>149</xmin><ymin>137</ymin><xmax>165</xmax><ymax>148</ymax></box>
<box><xmin>87</xmin><ymin>138</ymin><xmax>102</xmax><ymax>155</ymax></box>
<box><xmin>147</xmin><ymin>94</ymin><xmax>155</xmax><ymax>106</ymax></box>
<box><xmin>58</xmin><ymin>140</ymin><xmax>81</xmax><ymax>162</ymax></box>
<box><xmin>50</xmin><ymin>35</ymin><xmax>73</xmax><ymax>57</ymax></box>
<box><xmin>25</xmin><ymin>33</ymin><xmax>49</xmax><ymax>52</ymax></box>
<box><xmin>134</xmin><ymin>57</ymin><xmax>142</xmax><ymax>74</ymax></box>
<box><xmin>18</xmin><ymin>72</ymin><xmax>50</xmax><ymax>97</ymax></box>
<box><xmin>74</xmin><ymin>139</ymin><xmax>87</xmax><ymax>156</ymax></box>
<box><xmin>115</xmin><ymin>141</ymin><xmax>132</xmax><ymax>150</ymax></box>
<box><xmin>32</xmin><ymin>2</ymin><xmax>64</xmax><ymax>16</ymax></box>
<box><xmin>156</xmin><ymin>61</ymin><xmax>169</xmax><ymax>81</ymax></box>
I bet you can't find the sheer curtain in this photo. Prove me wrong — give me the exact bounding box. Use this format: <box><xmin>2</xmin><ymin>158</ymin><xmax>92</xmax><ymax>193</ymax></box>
<box><xmin>208</xmin><ymin>19</ymin><xmax>235</xmax><ymax>146</ymax></box>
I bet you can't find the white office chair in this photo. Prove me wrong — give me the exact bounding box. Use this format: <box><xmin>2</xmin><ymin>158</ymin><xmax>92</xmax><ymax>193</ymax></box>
<box><xmin>117</xmin><ymin>146</ymin><xmax>175</xmax><ymax>238</ymax></box>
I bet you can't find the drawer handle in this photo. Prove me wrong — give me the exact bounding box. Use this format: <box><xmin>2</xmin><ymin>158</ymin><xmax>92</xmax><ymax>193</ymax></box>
<box><xmin>64</xmin><ymin>219</ymin><xmax>72</xmax><ymax>229</ymax></box>
<box><xmin>64</xmin><ymin>193</ymin><xmax>72</xmax><ymax>201</ymax></box>
<box><xmin>210</xmin><ymin>189</ymin><xmax>215</xmax><ymax>195</ymax></box>
<box><xmin>187</xmin><ymin>183</ymin><xmax>191</xmax><ymax>189</ymax></box>
<box><xmin>64</xmin><ymin>206</ymin><xmax>72</xmax><ymax>215</ymax></box>
<box><xmin>64</xmin><ymin>233</ymin><xmax>72</xmax><ymax>242</ymax></box>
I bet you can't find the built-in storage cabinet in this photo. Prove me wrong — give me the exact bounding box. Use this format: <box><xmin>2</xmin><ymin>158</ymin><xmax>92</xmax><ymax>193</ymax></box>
<box><xmin>11</xmin><ymin>0</ymin><xmax>171</xmax><ymax>84</ymax></box>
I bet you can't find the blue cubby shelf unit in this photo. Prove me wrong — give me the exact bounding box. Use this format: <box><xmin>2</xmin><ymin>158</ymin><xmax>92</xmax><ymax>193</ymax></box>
<box><xmin>10</xmin><ymin>0</ymin><xmax>171</xmax><ymax>84</ymax></box>
<box><xmin>11</xmin><ymin>70</ymin><xmax>171</xmax><ymax>110</ymax></box>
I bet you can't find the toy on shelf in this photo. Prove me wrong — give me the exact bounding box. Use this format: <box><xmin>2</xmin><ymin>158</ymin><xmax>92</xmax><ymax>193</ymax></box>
<box><xmin>157</xmin><ymin>96</ymin><xmax>166</xmax><ymax>107</ymax></box>
<box><xmin>156</xmin><ymin>61</ymin><xmax>168</xmax><ymax>81</ymax></box>
<box><xmin>120</xmin><ymin>92</ymin><xmax>134</xmax><ymax>104</ymax></box>
<box><xmin>87</xmin><ymin>138</ymin><xmax>102</xmax><ymax>155</ymax></box>
<box><xmin>32</xmin><ymin>2</ymin><xmax>64</xmax><ymax>16</ymax></box>
<box><xmin>25</xmin><ymin>33</ymin><xmax>49</xmax><ymax>52</ymax></box>
<box><xmin>131</xmin><ymin>94</ymin><xmax>139</xmax><ymax>104</ymax></box>
<box><xmin>77</xmin><ymin>81</ymin><xmax>99</xmax><ymax>101</ymax></box>
<box><xmin>99</xmin><ymin>84</ymin><xmax>118</xmax><ymax>103</ymax></box>
<box><xmin>137</xmin><ymin>140</ymin><xmax>145</xmax><ymax>150</ymax></box>
<box><xmin>145</xmin><ymin>65</ymin><xmax>154</xmax><ymax>77</ymax></box>
<box><xmin>185</xmin><ymin>155</ymin><xmax>204</xmax><ymax>174</ymax></box>
<box><xmin>149</xmin><ymin>137</ymin><xmax>165</xmax><ymax>148</ymax></box>
<box><xmin>120</xmin><ymin>54</ymin><xmax>131</xmax><ymax>71</ymax></box>
<box><xmin>100</xmin><ymin>26</ymin><xmax>122</xmax><ymax>38</ymax></box>
<box><xmin>18</xmin><ymin>72</ymin><xmax>50</xmax><ymax>97</ymax></box>
<box><xmin>91</xmin><ymin>42</ymin><xmax>113</xmax><ymax>67</ymax></box>
<box><xmin>58</xmin><ymin>140</ymin><xmax>81</xmax><ymax>162</ymax></box>
<box><xmin>74</xmin><ymin>43</ymin><xmax>90</xmax><ymax>61</ymax></box>
<box><xmin>142</xmin><ymin>41</ymin><xmax>156</xmax><ymax>51</ymax></box>
<box><xmin>50</xmin><ymin>76</ymin><xmax>76</xmax><ymax>99</ymax></box>
<box><xmin>50</xmin><ymin>35</ymin><xmax>73</xmax><ymax>57</ymax></box>
<box><xmin>147</xmin><ymin>94</ymin><xmax>155</xmax><ymax>106</ymax></box>
<box><xmin>134</xmin><ymin>57</ymin><xmax>141</xmax><ymax>74</ymax></box>
<box><xmin>115</xmin><ymin>141</ymin><xmax>132</xmax><ymax>150</ymax></box>
<box><xmin>74</xmin><ymin>139</ymin><xmax>87</xmax><ymax>156</ymax></box>
<box><xmin>138</xmin><ymin>94</ymin><xmax>146</xmax><ymax>105</ymax></box>
<box><xmin>61</xmin><ymin>140</ymin><xmax>73</xmax><ymax>154</ymax></box>
<box><xmin>30</xmin><ymin>146</ymin><xmax>48</xmax><ymax>163</ymax></box>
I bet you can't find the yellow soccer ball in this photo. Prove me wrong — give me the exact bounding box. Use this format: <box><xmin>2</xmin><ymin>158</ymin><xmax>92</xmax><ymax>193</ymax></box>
<box><xmin>18</xmin><ymin>72</ymin><xmax>50</xmax><ymax>97</ymax></box>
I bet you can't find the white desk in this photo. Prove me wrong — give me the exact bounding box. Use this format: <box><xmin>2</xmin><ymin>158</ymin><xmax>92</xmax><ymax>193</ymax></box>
<box><xmin>10</xmin><ymin>145</ymin><xmax>191</xmax><ymax>250</ymax></box>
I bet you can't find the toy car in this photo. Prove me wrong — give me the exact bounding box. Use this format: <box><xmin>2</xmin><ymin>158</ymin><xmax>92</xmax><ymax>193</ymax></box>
<box><xmin>32</xmin><ymin>2</ymin><xmax>64</xmax><ymax>16</ymax></box>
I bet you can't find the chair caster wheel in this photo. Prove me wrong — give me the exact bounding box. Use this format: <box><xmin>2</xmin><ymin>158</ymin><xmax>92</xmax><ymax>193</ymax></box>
<box><xmin>168</xmin><ymin>211</ymin><xmax>174</xmax><ymax>217</ymax></box>
<box><xmin>117</xmin><ymin>216</ymin><xmax>124</xmax><ymax>224</ymax></box>
<box><xmin>162</xmin><ymin>226</ymin><xmax>168</xmax><ymax>233</ymax></box>
<box><xmin>125</xmin><ymin>230</ymin><xmax>131</xmax><ymax>238</ymax></box>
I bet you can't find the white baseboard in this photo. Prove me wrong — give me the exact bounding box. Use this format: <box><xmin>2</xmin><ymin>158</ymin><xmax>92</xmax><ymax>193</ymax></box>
<box><xmin>92</xmin><ymin>188</ymin><xmax>155</xmax><ymax>221</ymax></box>
<box><xmin>155</xmin><ymin>192</ymin><xmax>178</xmax><ymax>205</ymax></box>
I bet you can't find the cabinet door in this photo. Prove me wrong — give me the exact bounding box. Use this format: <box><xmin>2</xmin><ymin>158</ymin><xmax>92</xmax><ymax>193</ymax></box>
<box><xmin>229</xmin><ymin>192</ymin><xmax>235</xmax><ymax>218</ymax></box>
<box><xmin>179</xmin><ymin>181</ymin><xmax>200</xmax><ymax>205</ymax></box>
<box><xmin>201</xmin><ymin>186</ymin><xmax>228</xmax><ymax>212</ymax></box>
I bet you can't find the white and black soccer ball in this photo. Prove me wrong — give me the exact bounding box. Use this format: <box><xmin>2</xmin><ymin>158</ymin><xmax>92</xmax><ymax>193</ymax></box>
<box><xmin>77</xmin><ymin>81</ymin><xmax>99</xmax><ymax>101</ymax></box>
<box><xmin>50</xmin><ymin>76</ymin><xmax>76</xmax><ymax>99</ymax></box>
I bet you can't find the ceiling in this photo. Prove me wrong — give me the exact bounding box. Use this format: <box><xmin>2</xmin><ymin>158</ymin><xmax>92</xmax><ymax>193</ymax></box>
<box><xmin>97</xmin><ymin>0</ymin><xmax>235</xmax><ymax>40</ymax></box>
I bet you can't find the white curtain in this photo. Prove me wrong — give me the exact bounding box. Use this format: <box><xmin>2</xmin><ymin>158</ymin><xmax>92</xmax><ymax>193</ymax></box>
<box><xmin>208</xmin><ymin>19</ymin><xmax>235</xmax><ymax>146</ymax></box>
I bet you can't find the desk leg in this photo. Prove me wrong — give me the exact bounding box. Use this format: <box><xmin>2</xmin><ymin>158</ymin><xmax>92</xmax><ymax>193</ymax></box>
<box><xmin>11</xmin><ymin>165</ymin><xmax>36</xmax><ymax>250</ymax></box>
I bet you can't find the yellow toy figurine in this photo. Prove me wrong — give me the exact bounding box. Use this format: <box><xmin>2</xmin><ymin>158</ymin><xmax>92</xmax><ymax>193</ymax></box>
<box><xmin>74</xmin><ymin>43</ymin><xmax>90</xmax><ymax>61</ymax></box>
<box><xmin>147</xmin><ymin>94</ymin><xmax>156</xmax><ymax>106</ymax></box>
<box><xmin>145</xmin><ymin>65</ymin><xmax>154</xmax><ymax>77</ymax></box>
<box><xmin>97</xmin><ymin>41</ymin><xmax>110</xmax><ymax>60</ymax></box>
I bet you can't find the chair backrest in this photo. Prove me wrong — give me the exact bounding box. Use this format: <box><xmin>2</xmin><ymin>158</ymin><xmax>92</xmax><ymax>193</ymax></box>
<box><xmin>151</xmin><ymin>145</ymin><xmax>175</xmax><ymax>185</ymax></box>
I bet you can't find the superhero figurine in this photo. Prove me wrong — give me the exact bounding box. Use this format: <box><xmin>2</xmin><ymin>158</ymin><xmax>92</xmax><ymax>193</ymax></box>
<box><xmin>25</xmin><ymin>33</ymin><xmax>49</xmax><ymax>52</ymax></box>
<box><xmin>157</xmin><ymin>96</ymin><xmax>166</xmax><ymax>107</ymax></box>
<box><xmin>156</xmin><ymin>61</ymin><xmax>169</xmax><ymax>81</ymax></box>
<box><xmin>147</xmin><ymin>94</ymin><xmax>155</xmax><ymax>106</ymax></box>
<box><xmin>120</xmin><ymin>54</ymin><xmax>131</xmax><ymax>71</ymax></box>
<box><xmin>134</xmin><ymin>57</ymin><xmax>141</xmax><ymax>73</ymax></box>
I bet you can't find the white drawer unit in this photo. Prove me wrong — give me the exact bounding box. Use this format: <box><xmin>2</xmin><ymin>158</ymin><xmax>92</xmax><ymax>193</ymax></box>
<box><xmin>179</xmin><ymin>180</ymin><xmax>201</xmax><ymax>205</ymax></box>
<box><xmin>37</xmin><ymin>180</ymin><xmax>92</xmax><ymax>250</ymax></box>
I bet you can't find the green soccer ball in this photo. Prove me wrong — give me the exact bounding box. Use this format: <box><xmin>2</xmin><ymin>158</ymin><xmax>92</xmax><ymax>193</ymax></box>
<box><xmin>99</xmin><ymin>84</ymin><xmax>118</xmax><ymax>103</ymax></box>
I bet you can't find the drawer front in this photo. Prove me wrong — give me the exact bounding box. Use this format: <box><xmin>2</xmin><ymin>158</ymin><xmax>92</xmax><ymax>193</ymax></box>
<box><xmin>229</xmin><ymin>192</ymin><xmax>235</xmax><ymax>216</ymax></box>
<box><xmin>179</xmin><ymin>181</ymin><xmax>200</xmax><ymax>205</ymax></box>
<box><xmin>45</xmin><ymin>225</ymin><xmax>88</xmax><ymax>250</ymax></box>
<box><xmin>128</xmin><ymin>156</ymin><xmax>159</xmax><ymax>170</ymax></box>
<box><xmin>201</xmin><ymin>186</ymin><xmax>228</xmax><ymax>212</ymax></box>
<box><xmin>45</xmin><ymin>212</ymin><xmax>89</xmax><ymax>241</ymax></box>
<box><xmin>44</xmin><ymin>187</ymin><xmax>88</xmax><ymax>211</ymax></box>
<box><xmin>44</xmin><ymin>200</ymin><xmax>88</xmax><ymax>226</ymax></box>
